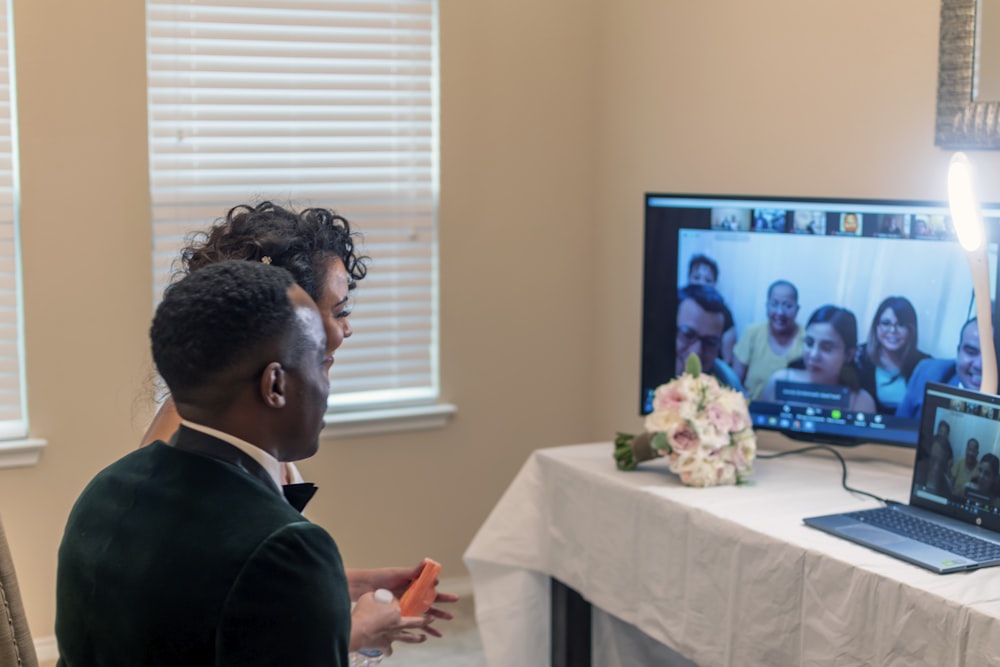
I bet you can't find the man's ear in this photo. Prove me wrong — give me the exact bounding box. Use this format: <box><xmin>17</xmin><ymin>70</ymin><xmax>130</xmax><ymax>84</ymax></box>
<box><xmin>259</xmin><ymin>361</ymin><xmax>287</xmax><ymax>408</ymax></box>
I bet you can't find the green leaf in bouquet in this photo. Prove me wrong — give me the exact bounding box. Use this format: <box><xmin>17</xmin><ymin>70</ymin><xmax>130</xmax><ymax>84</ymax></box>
<box><xmin>652</xmin><ymin>430</ymin><xmax>669</xmax><ymax>454</ymax></box>
<box><xmin>684</xmin><ymin>352</ymin><xmax>702</xmax><ymax>377</ymax></box>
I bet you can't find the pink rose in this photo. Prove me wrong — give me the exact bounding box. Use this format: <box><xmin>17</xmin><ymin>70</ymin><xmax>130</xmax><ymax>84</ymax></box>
<box><xmin>653</xmin><ymin>387</ymin><xmax>686</xmax><ymax>413</ymax></box>
<box><xmin>667</xmin><ymin>422</ymin><xmax>699</xmax><ymax>453</ymax></box>
<box><xmin>703</xmin><ymin>402</ymin><xmax>729</xmax><ymax>431</ymax></box>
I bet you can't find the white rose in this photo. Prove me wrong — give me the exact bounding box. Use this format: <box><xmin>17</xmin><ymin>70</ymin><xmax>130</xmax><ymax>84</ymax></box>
<box><xmin>644</xmin><ymin>410</ymin><xmax>684</xmax><ymax>436</ymax></box>
<box><xmin>715</xmin><ymin>462</ymin><xmax>737</xmax><ymax>486</ymax></box>
<box><xmin>667</xmin><ymin>448</ymin><xmax>700</xmax><ymax>475</ymax></box>
<box><xmin>679</xmin><ymin>459</ymin><xmax>718</xmax><ymax>487</ymax></box>
<box><xmin>714</xmin><ymin>389</ymin><xmax>752</xmax><ymax>431</ymax></box>
<box><xmin>695</xmin><ymin>418</ymin><xmax>730</xmax><ymax>450</ymax></box>
<box><xmin>731</xmin><ymin>429</ymin><xmax>757</xmax><ymax>469</ymax></box>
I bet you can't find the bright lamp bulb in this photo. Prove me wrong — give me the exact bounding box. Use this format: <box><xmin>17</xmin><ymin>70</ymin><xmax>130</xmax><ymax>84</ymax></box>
<box><xmin>947</xmin><ymin>150</ymin><xmax>998</xmax><ymax>396</ymax></box>
<box><xmin>949</xmin><ymin>151</ymin><xmax>985</xmax><ymax>252</ymax></box>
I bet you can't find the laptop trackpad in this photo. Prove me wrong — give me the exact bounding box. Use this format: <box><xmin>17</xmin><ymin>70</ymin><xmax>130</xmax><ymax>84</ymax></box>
<box><xmin>839</xmin><ymin>524</ymin><xmax>910</xmax><ymax>547</ymax></box>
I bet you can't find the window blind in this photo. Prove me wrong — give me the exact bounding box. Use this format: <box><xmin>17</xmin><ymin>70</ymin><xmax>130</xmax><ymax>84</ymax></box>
<box><xmin>0</xmin><ymin>0</ymin><xmax>25</xmax><ymax>440</ymax></box>
<box><xmin>146</xmin><ymin>0</ymin><xmax>439</xmax><ymax>411</ymax></box>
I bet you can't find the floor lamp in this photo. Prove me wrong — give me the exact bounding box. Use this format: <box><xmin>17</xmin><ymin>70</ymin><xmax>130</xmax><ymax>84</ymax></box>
<box><xmin>948</xmin><ymin>151</ymin><xmax>998</xmax><ymax>396</ymax></box>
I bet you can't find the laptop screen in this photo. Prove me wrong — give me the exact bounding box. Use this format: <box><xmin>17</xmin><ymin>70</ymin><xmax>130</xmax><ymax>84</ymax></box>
<box><xmin>911</xmin><ymin>382</ymin><xmax>1000</xmax><ymax>532</ymax></box>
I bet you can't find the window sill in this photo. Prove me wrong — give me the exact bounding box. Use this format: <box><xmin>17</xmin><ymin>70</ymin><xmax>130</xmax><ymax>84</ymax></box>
<box><xmin>323</xmin><ymin>402</ymin><xmax>456</xmax><ymax>438</ymax></box>
<box><xmin>0</xmin><ymin>438</ymin><xmax>46</xmax><ymax>469</ymax></box>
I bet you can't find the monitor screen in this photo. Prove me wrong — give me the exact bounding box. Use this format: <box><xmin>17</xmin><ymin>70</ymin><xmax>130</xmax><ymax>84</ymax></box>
<box><xmin>640</xmin><ymin>193</ymin><xmax>1000</xmax><ymax>448</ymax></box>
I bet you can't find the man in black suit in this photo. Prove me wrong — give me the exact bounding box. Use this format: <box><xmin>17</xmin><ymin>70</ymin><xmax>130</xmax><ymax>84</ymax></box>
<box><xmin>56</xmin><ymin>260</ymin><xmax>353</xmax><ymax>665</ymax></box>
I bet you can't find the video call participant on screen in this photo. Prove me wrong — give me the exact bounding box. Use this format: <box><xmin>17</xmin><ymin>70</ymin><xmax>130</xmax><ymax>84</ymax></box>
<box><xmin>731</xmin><ymin>279</ymin><xmax>804</xmax><ymax>400</ymax></box>
<box><xmin>933</xmin><ymin>419</ymin><xmax>953</xmax><ymax>457</ymax></box>
<box><xmin>855</xmin><ymin>296</ymin><xmax>930</xmax><ymax>414</ymax></box>
<box><xmin>675</xmin><ymin>284</ymin><xmax>744</xmax><ymax>393</ymax></box>
<box><xmin>951</xmin><ymin>436</ymin><xmax>979</xmax><ymax>496</ymax></box>
<box><xmin>964</xmin><ymin>452</ymin><xmax>1000</xmax><ymax>506</ymax></box>
<box><xmin>760</xmin><ymin>305</ymin><xmax>876</xmax><ymax>413</ymax></box>
<box><xmin>914</xmin><ymin>422</ymin><xmax>955</xmax><ymax>498</ymax></box>
<box><xmin>896</xmin><ymin>318</ymin><xmax>983</xmax><ymax>420</ymax></box>
<box><xmin>686</xmin><ymin>254</ymin><xmax>737</xmax><ymax>366</ymax></box>
<box><xmin>878</xmin><ymin>215</ymin><xmax>904</xmax><ymax>236</ymax></box>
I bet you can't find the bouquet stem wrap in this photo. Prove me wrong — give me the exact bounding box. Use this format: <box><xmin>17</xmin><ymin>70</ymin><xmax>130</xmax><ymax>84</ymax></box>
<box><xmin>614</xmin><ymin>431</ymin><xmax>659</xmax><ymax>471</ymax></box>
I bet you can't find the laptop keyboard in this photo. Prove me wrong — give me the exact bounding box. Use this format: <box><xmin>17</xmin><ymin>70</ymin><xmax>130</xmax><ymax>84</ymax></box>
<box><xmin>848</xmin><ymin>507</ymin><xmax>1000</xmax><ymax>562</ymax></box>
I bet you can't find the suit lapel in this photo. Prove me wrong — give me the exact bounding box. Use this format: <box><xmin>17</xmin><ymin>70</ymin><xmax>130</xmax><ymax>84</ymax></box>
<box><xmin>169</xmin><ymin>426</ymin><xmax>283</xmax><ymax>496</ymax></box>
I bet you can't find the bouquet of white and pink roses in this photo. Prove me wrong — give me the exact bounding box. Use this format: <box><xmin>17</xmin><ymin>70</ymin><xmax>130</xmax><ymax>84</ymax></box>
<box><xmin>614</xmin><ymin>354</ymin><xmax>756</xmax><ymax>487</ymax></box>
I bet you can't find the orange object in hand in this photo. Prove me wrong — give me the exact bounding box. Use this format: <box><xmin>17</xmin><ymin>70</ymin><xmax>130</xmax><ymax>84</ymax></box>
<box><xmin>398</xmin><ymin>558</ymin><xmax>441</xmax><ymax>616</ymax></box>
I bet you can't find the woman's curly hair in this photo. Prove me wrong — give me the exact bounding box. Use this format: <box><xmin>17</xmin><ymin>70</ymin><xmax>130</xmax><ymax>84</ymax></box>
<box><xmin>177</xmin><ymin>201</ymin><xmax>369</xmax><ymax>301</ymax></box>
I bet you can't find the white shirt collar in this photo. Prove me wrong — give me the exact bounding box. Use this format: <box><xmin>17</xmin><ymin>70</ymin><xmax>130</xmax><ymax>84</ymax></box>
<box><xmin>180</xmin><ymin>420</ymin><xmax>284</xmax><ymax>492</ymax></box>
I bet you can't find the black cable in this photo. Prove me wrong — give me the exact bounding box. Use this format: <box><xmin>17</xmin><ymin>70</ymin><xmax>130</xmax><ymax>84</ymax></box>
<box><xmin>757</xmin><ymin>444</ymin><xmax>894</xmax><ymax>505</ymax></box>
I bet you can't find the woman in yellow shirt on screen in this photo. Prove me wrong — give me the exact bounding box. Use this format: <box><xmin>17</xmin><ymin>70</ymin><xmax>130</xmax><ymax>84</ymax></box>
<box><xmin>732</xmin><ymin>280</ymin><xmax>804</xmax><ymax>400</ymax></box>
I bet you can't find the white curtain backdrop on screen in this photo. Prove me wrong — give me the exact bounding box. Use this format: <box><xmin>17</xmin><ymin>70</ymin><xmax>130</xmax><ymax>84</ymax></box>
<box><xmin>678</xmin><ymin>231</ymin><xmax>990</xmax><ymax>361</ymax></box>
<box><xmin>146</xmin><ymin>0</ymin><xmax>439</xmax><ymax>412</ymax></box>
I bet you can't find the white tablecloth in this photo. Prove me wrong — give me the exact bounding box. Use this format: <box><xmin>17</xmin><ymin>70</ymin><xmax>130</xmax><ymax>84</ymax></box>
<box><xmin>463</xmin><ymin>443</ymin><xmax>1000</xmax><ymax>667</ymax></box>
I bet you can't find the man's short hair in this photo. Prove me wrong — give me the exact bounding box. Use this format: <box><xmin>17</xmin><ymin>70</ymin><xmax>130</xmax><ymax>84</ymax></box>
<box><xmin>151</xmin><ymin>260</ymin><xmax>298</xmax><ymax>400</ymax></box>
<box><xmin>688</xmin><ymin>254</ymin><xmax>718</xmax><ymax>281</ymax></box>
<box><xmin>677</xmin><ymin>283</ymin><xmax>727</xmax><ymax>315</ymax></box>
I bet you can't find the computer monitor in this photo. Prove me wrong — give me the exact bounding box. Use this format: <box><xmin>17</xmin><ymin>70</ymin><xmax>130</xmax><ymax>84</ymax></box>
<box><xmin>640</xmin><ymin>193</ymin><xmax>1000</xmax><ymax>448</ymax></box>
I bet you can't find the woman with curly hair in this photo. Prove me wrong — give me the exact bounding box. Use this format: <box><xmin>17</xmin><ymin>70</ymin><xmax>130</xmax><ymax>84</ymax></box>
<box><xmin>141</xmin><ymin>201</ymin><xmax>455</xmax><ymax>657</ymax></box>
<box><xmin>143</xmin><ymin>200</ymin><xmax>366</xmax><ymax>450</ymax></box>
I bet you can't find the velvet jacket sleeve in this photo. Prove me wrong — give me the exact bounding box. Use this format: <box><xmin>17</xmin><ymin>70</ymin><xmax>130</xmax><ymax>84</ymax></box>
<box><xmin>217</xmin><ymin>521</ymin><xmax>352</xmax><ymax>666</ymax></box>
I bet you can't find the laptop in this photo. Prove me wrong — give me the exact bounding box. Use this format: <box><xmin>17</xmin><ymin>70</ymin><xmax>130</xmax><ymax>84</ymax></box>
<box><xmin>804</xmin><ymin>381</ymin><xmax>1000</xmax><ymax>574</ymax></box>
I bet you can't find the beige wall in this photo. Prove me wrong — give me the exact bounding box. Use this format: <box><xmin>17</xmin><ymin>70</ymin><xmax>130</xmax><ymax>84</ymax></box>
<box><xmin>2</xmin><ymin>0</ymin><xmax>154</xmax><ymax>646</ymax></box>
<box><xmin>3</xmin><ymin>0</ymin><xmax>1000</xmax><ymax>648</ymax></box>
<box><xmin>305</xmin><ymin>0</ymin><xmax>602</xmax><ymax>575</ymax></box>
<box><xmin>593</xmin><ymin>0</ymin><xmax>1000</xmax><ymax>438</ymax></box>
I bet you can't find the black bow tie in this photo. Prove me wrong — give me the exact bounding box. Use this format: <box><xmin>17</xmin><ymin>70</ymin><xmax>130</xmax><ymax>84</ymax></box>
<box><xmin>282</xmin><ymin>483</ymin><xmax>318</xmax><ymax>512</ymax></box>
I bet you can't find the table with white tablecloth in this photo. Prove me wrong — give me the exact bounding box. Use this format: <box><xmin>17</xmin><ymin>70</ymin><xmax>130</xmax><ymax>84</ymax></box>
<box><xmin>463</xmin><ymin>443</ymin><xmax>1000</xmax><ymax>667</ymax></box>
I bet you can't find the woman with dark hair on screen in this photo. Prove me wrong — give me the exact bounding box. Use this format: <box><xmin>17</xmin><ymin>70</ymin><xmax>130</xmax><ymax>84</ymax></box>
<box><xmin>760</xmin><ymin>305</ymin><xmax>876</xmax><ymax>413</ymax></box>
<box><xmin>855</xmin><ymin>296</ymin><xmax>930</xmax><ymax>414</ymax></box>
<box><xmin>141</xmin><ymin>201</ymin><xmax>456</xmax><ymax>656</ymax></box>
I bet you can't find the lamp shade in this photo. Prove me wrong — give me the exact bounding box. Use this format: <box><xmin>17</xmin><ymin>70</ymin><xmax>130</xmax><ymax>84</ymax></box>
<box><xmin>947</xmin><ymin>151</ymin><xmax>997</xmax><ymax>396</ymax></box>
<box><xmin>949</xmin><ymin>152</ymin><xmax>985</xmax><ymax>252</ymax></box>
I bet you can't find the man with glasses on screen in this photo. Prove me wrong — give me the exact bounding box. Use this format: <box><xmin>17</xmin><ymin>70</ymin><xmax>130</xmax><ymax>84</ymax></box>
<box><xmin>675</xmin><ymin>284</ymin><xmax>745</xmax><ymax>393</ymax></box>
<box><xmin>896</xmin><ymin>318</ymin><xmax>983</xmax><ymax>420</ymax></box>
